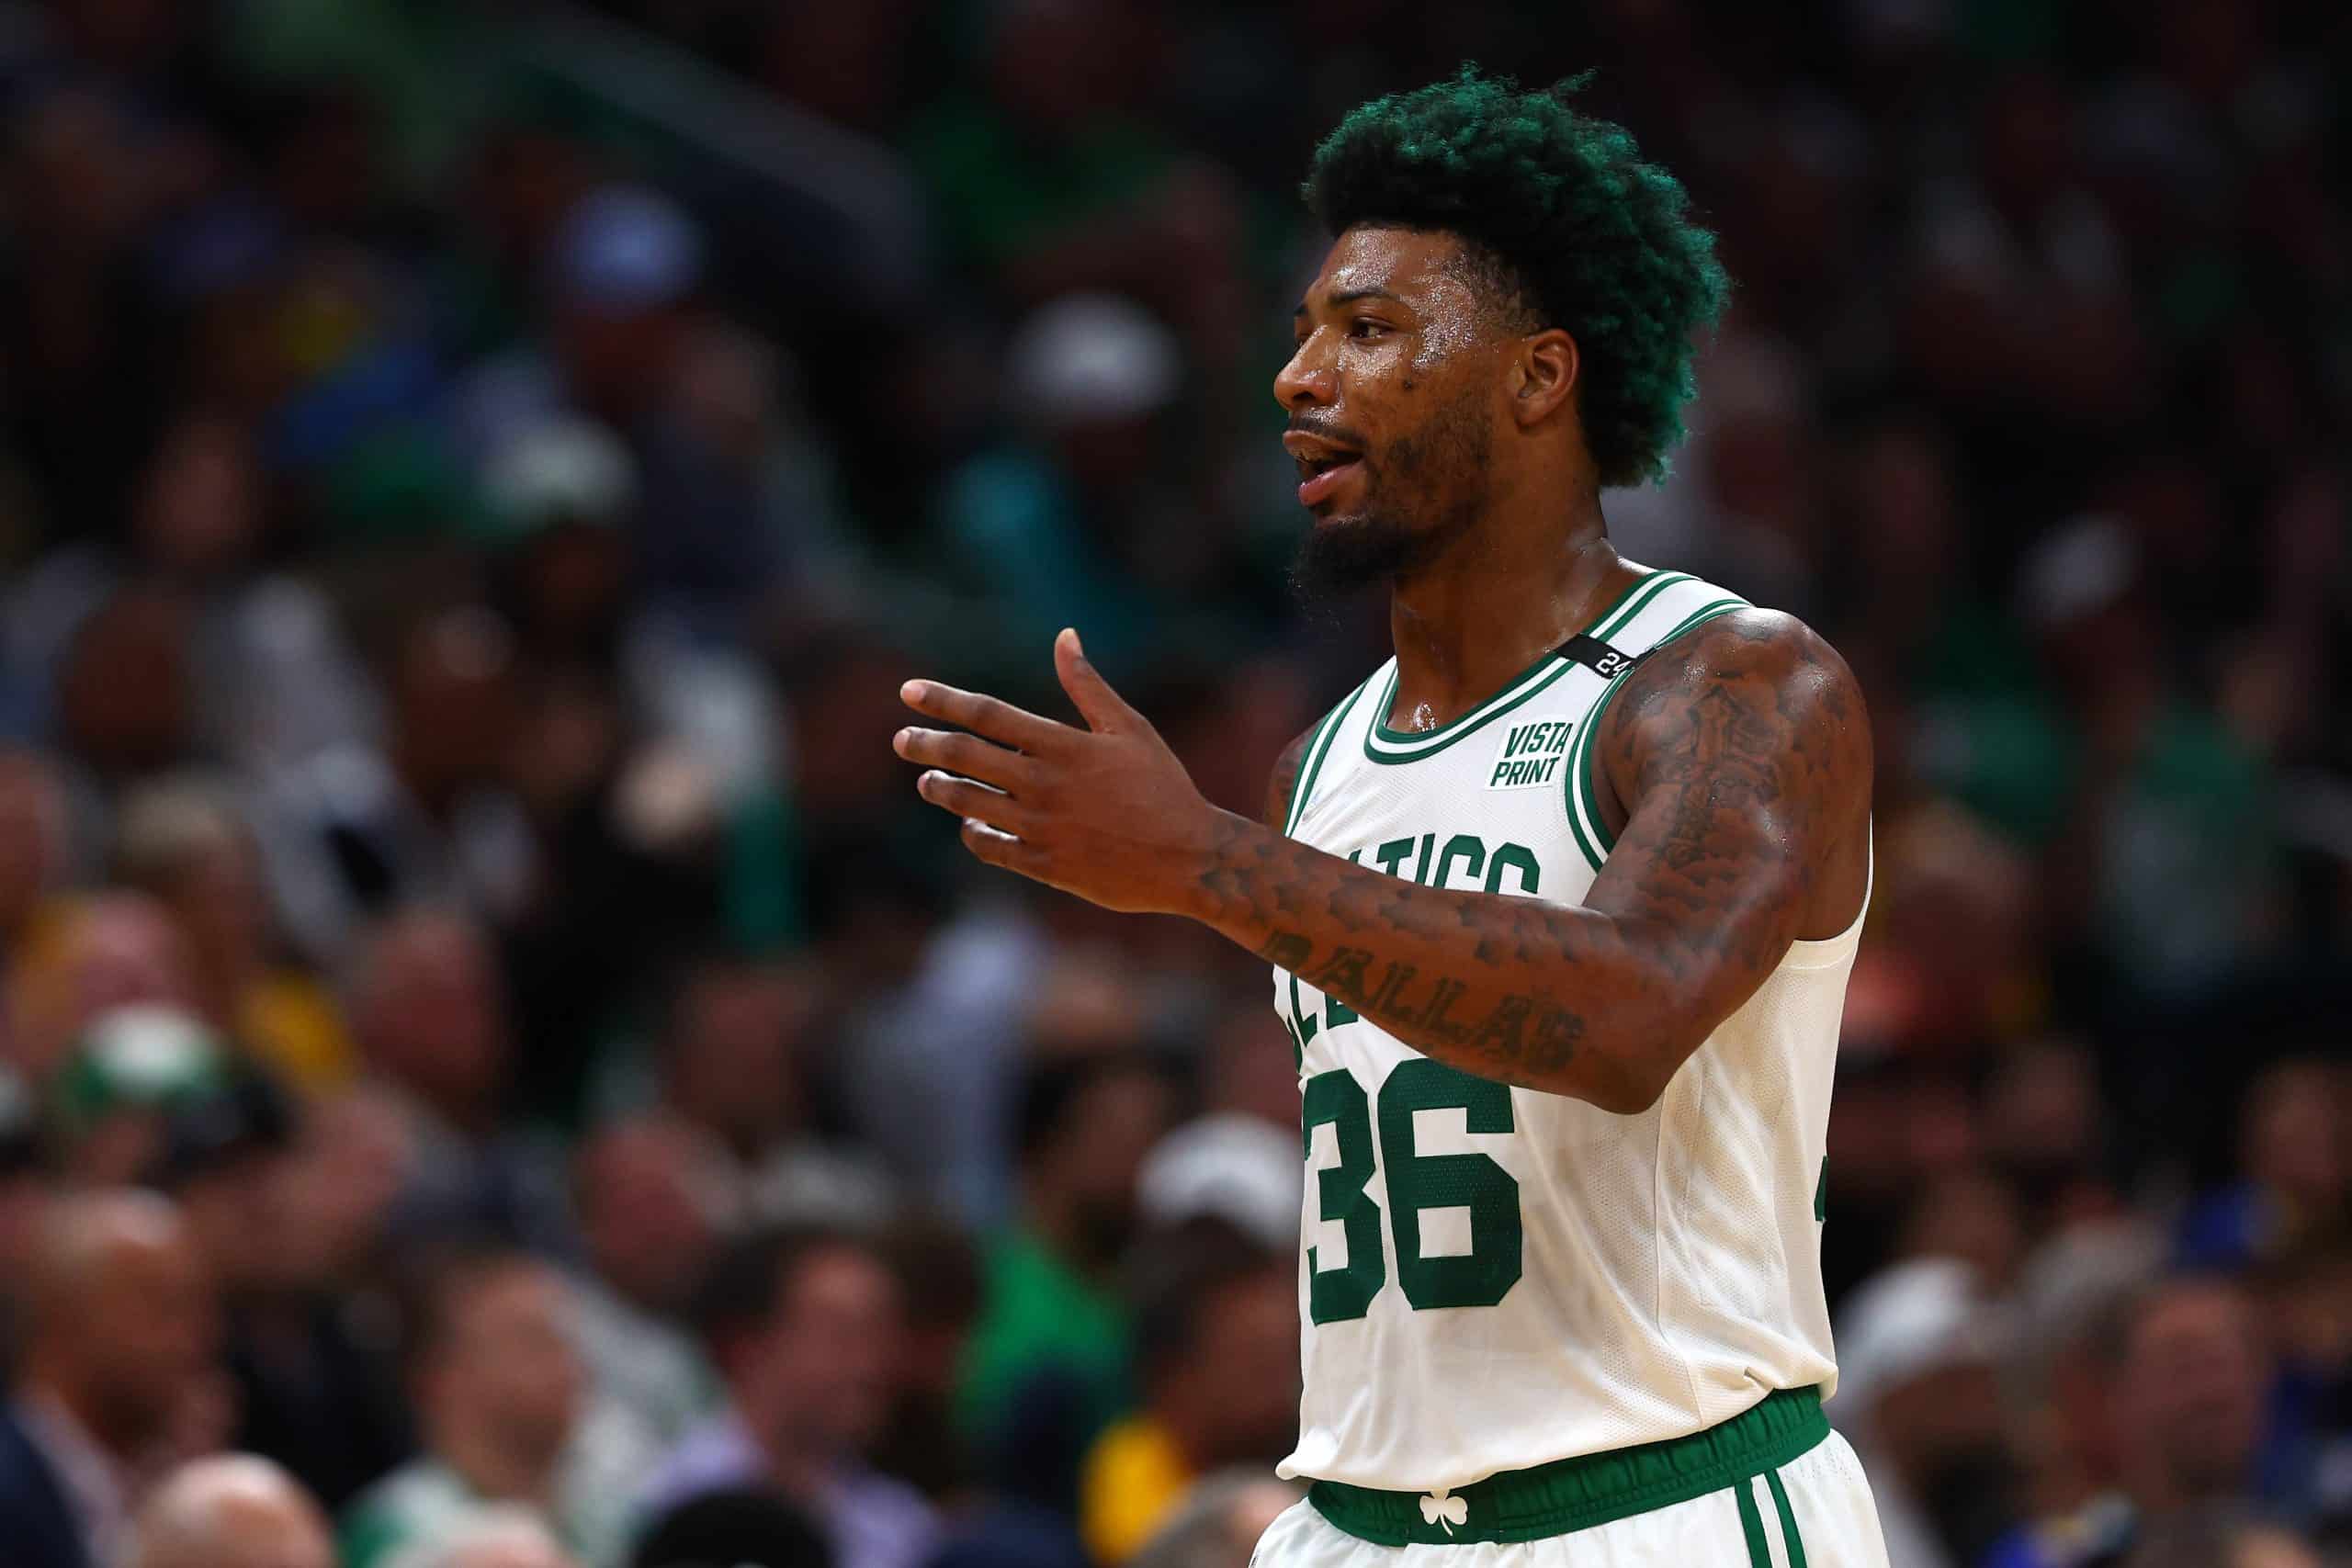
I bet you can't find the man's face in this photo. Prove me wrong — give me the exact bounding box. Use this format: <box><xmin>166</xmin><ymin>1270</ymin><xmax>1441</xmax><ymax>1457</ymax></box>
<box><xmin>1046</xmin><ymin>1069</ymin><xmax>1171</xmax><ymax>1266</ymax></box>
<box><xmin>666</xmin><ymin>963</ymin><xmax>810</xmax><ymax>1147</ymax></box>
<box><xmin>81</xmin><ymin>1221</ymin><xmax>218</xmax><ymax>1448</ymax></box>
<box><xmin>362</xmin><ymin>919</ymin><xmax>507</xmax><ymax>1122</ymax></box>
<box><xmin>2116</xmin><ymin>1281</ymin><xmax>2267</xmax><ymax>1502</ymax></box>
<box><xmin>759</xmin><ymin>1247</ymin><xmax>902</xmax><ymax>1456</ymax></box>
<box><xmin>1273</xmin><ymin>226</ymin><xmax>1514</xmax><ymax>600</ymax></box>
<box><xmin>578</xmin><ymin>1122</ymin><xmax>725</xmax><ymax>1314</ymax></box>
<box><xmin>436</xmin><ymin>1263</ymin><xmax>582</xmax><ymax>1469</ymax></box>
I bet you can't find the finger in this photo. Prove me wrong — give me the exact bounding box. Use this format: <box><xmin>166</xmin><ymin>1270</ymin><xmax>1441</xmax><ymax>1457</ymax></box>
<box><xmin>894</xmin><ymin>728</ymin><xmax>1035</xmax><ymax>792</ymax></box>
<box><xmin>914</xmin><ymin>770</ymin><xmax>1032</xmax><ymax>832</ymax></box>
<box><xmin>1054</xmin><ymin>627</ymin><xmax>1143</xmax><ymax>734</ymax></box>
<box><xmin>960</xmin><ymin>817</ymin><xmax>1048</xmax><ymax>878</ymax></box>
<box><xmin>901</xmin><ymin>680</ymin><xmax>1068</xmax><ymax>752</ymax></box>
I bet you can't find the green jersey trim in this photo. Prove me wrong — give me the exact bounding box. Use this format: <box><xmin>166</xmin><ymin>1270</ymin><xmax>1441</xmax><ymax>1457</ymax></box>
<box><xmin>1285</xmin><ymin>678</ymin><xmax>1373</xmax><ymax>837</ymax></box>
<box><xmin>1588</xmin><ymin>570</ymin><xmax>1694</xmax><ymax>642</ymax></box>
<box><xmin>1566</xmin><ymin>597</ymin><xmax>1749</xmax><ymax>872</ymax></box>
<box><xmin>1360</xmin><ymin>571</ymin><xmax>1690</xmax><ymax>766</ymax></box>
<box><xmin>1360</xmin><ymin>657</ymin><xmax>1582</xmax><ymax>764</ymax></box>
<box><xmin>1303</xmin><ymin>1385</ymin><xmax>1829</xmax><ymax>1546</ymax></box>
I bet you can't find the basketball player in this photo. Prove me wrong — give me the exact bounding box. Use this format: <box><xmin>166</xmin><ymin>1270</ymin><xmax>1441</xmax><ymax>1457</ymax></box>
<box><xmin>895</xmin><ymin>71</ymin><xmax>1888</xmax><ymax>1567</ymax></box>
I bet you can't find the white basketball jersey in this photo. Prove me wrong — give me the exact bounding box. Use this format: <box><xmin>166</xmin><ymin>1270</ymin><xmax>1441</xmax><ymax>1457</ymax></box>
<box><xmin>1271</xmin><ymin>570</ymin><xmax>1864</xmax><ymax>1493</ymax></box>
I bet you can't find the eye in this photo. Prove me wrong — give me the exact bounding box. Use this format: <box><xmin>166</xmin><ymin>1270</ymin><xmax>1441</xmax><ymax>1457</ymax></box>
<box><xmin>1348</xmin><ymin>318</ymin><xmax>1387</xmax><ymax>340</ymax></box>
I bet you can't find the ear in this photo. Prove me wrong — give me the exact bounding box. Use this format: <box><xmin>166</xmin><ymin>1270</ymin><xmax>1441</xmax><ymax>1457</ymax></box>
<box><xmin>1508</xmin><ymin>328</ymin><xmax>1579</xmax><ymax>430</ymax></box>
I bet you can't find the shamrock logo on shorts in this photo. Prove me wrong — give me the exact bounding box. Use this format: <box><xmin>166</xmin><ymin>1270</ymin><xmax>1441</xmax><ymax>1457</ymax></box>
<box><xmin>1419</xmin><ymin>1488</ymin><xmax>1468</xmax><ymax>1535</ymax></box>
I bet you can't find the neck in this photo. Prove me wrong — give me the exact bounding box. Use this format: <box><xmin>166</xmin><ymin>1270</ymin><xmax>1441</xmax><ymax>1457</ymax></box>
<box><xmin>1385</xmin><ymin>497</ymin><xmax>1626</xmax><ymax>730</ymax></box>
<box><xmin>434</xmin><ymin>1419</ymin><xmax>556</xmax><ymax>1506</ymax></box>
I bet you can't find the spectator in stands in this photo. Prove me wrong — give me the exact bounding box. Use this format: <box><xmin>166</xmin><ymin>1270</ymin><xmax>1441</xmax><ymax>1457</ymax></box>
<box><xmin>341</xmin><ymin>1248</ymin><xmax>624</xmax><ymax>1568</ymax></box>
<box><xmin>345</xmin><ymin>907</ymin><xmax>564</xmax><ymax>1249</ymax></box>
<box><xmin>926</xmin><ymin>292</ymin><xmax>1201</xmax><ymax>691</ymax></box>
<box><xmin>646</xmin><ymin>1225</ymin><xmax>935</xmax><ymax>1568</ymax></box>
<box><xmin>567</xmin><ymin>1114</ymin><xmax>729</xmax><ymax>1452</ymax></box>
<box><xmin>130</xmin><ymin>1452</ymin><xmax>334</xmax><ymax>1568</ymax></box>
<box><xmin>7</xmin><ymin>890</ymin><xmax>199</xmax><ymax>1087</ymax></box>
<box><xmin>1831</xmin><ymin>1257</ymin><xmax>2018</xmax><ymax>1568</ymax></box>
<box><xmin>1126</xmin><ymin>1470</ymin><xmax>1303</xmax><ymax>1568</ymax></box>
<box><xmin>2023</xmin><ymin>516</ymin><xmax>2286</xmax><ymax>1007</ymax></box>
<box><xmin>149</xmin><ymin>1066</ymin><xmax>413</xmax><ymax>1512</ymax></box>
<box><xmin>0</xmin><ymin>1189</ymin><xmax>223</xmax><ymax>1568</ymax></box>
<box><xmin>869</xmin><ymin>1211</ymin><xmax>986</xmax><ymax>1504</ymax></box>
<box><xmin>1136</xmin><ymin>1020</ymin><xmax>1300</xmax><ymax>1253</ymax></box>
<box><xmin>50</xmin><ymin>579</ymin><xmax>198</xmax><ymax>771</ymax></box>
<box><xmin>1080</xmin><ymin>1224</ymin><xmax>1297</xmax><ymax>1562</ymax></box>
<box><xmin>654</xmin><ymin>950</ymin><xmax>888</xmax><ymax>1228</ymax></box>
<box><xmin>2178</xmin><ymin>1059</ymin><xmax>2347</xmax><ymax>1272</ymax></box>
<box><xmin>51</xmin><ymin>1003</ymin><xmax>228</xmax><ymax>1187</ymax></box>
<box><xmin>959</xmin><ymin>1051</ymin><xmax>1170</xmax><ymax>1511</ymax></box>
<box><xmin>260</xmin><ymin>605</ymin><xmax>537</xmax><ymax>957</ymax></box>
<box><xmin>1991</xmin><ymin>1275</ymin><xmax>2275</xmax><ymax>1566</ymax></box>
<box><xmin>0</xmin><ymin>0</ymin><xmax>2345</xmax><ymax>1557</ymax></box>
<box><xmin>2114</xmin><ymin>1280</ymin><xmax>2277</xmax><ymax>1520</ymax></box>
<box><xmin>2112</xmin><ymin>1508</ymin><xmax>2320</xmax><ymax>1568</ymax></box>
<box><xmin>110</xmin><ymin>773</ymin><xmax>355</xmax><ymax>1091</ymax></box>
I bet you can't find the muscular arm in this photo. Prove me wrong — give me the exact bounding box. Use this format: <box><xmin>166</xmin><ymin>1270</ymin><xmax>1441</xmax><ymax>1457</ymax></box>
<box><xmin>1189</xmin><ymin>611</ymin><xmax>1870</xmax><ymax>1111</ymax></box>
<box><xmin>898</xmin><ymin>617</ymin><xmax>1871</xmax><ymax>1114</ymax></box>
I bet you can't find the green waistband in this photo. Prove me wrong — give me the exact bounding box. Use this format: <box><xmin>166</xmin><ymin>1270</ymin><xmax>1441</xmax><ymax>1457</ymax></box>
<box><xmin>1306</xmin><ymin>1386</ymin><xmax>1829</xmax><ymax>1546</ymax></box>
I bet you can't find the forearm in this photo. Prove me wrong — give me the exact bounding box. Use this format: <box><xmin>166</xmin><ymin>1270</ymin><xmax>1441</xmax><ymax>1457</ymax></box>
<box><xmin>1187</xmin><ymin>811</ymin><xmax>1699</xmax><ymax>1111</ymax></box>
<box><xmin>896</xmin><ymin>615</ymin><xmax>1861</xmax><ymax>1111</ymax></box>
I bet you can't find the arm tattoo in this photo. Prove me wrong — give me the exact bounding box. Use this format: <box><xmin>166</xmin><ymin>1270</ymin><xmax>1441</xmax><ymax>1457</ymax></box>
<box><xmin>1198</xmin><ymin>610</ymin><xmax>1871</xmax><ymax>1112</ymax></box>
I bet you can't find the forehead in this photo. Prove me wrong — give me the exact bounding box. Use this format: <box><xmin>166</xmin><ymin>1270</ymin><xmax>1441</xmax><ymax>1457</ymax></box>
<box><xmin>1305</xmin><ymin>225</ymin><xmax>1480</xmax><ymax>310</ymax></box>
<box><xmin>458</xmin><ymin>1261</ymin><xmax>559</xmax><ymax>1320</ymax></box>
<box><xmin>786</xmin><ymin>1247</ymin><xmax>894</xmax><ymax>1309</ymax></box>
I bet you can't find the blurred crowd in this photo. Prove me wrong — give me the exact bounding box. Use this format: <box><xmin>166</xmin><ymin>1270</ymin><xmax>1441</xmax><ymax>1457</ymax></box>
<box><xmin>0</xmin><ymin>2</ymin><xmax>2342</xmax><ymax>1568</ymax></box>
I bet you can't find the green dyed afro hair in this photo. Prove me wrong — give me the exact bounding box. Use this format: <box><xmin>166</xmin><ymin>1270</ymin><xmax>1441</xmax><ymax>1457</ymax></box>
<box><xmin>1305</xmin><ymin>69</ymin><xmax>1730</xmax><ymax>489</ymax></box>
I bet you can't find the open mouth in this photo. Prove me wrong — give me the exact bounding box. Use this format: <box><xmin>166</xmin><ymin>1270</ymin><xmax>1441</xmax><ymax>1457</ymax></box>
<box><xmin>1286</xmin><ymin>437</ymin><xmax>1365</xmax><ymax>508</ymax></box>
<box><xmin>1296</xmin><ymin>453</ymin><xmax>1362</xmax><ymax>508</ymax></box>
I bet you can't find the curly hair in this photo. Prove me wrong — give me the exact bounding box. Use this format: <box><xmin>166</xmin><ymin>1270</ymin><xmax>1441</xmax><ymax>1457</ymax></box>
<box><xmin>1304</xmin><ymin>69</ymin><xmax>1730</xmax><ymax>489</ymax></box>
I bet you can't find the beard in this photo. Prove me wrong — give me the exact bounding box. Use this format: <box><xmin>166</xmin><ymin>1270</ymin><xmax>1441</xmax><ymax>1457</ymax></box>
<box><xmin>1286</xmin><ymin>387</ymin><xmax>1492</xmax><ymax>606</ymax></box>
<box><xmin>1287</xmin><ymin>510</ymin><xmax>1442</xmax><ymax>604</ymax></box>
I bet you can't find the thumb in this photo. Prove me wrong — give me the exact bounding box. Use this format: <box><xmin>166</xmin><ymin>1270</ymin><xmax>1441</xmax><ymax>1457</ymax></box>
<box><xmin>1055</xmin><ymin>628</ymin><xmax>1140</xmax><ymax>733</ymax></box>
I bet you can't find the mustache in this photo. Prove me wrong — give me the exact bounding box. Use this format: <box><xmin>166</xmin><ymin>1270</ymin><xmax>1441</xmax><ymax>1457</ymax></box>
<box><xmin>1285</xmin><ymin>416</ymin><xmax>1371</xmax><ymax>452</ymax></box>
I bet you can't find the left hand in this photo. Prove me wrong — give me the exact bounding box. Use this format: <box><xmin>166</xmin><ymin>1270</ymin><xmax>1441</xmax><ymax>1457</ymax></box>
<box><xmin>896</xmin><ymin>629</ymin><xmax>1231</xmax><ymax>915</ymax></box>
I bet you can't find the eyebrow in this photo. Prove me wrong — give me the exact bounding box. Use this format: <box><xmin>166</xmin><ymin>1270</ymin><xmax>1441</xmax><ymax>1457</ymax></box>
<box><xmin>1292</xmin><ymin>286</ymin><xmax>1405</xmax><ymax>319</ymax></box>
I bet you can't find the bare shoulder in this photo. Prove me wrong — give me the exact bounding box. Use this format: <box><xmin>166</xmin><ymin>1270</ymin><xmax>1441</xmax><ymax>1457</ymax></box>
<box><xmin>1262</xmin><ymin>724</ymin><xmax>1317</xmax><ymax>833</ymax></box>
<box><xmin>1593</xmin><ymin>607</ymin><xmax>1872</xmax><ymax>936</ymax></box>
<box><xmin>1613</xmin><ymin>608</ymin><xmax>1869</xmax><ymax>749</ymax></box>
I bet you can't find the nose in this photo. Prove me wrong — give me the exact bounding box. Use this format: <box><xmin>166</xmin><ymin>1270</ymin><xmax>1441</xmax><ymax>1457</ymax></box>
<box><xmin>1273</xmin><ymin>333</ymin><xmax>1334</xmax><ymax>412</ymax></box>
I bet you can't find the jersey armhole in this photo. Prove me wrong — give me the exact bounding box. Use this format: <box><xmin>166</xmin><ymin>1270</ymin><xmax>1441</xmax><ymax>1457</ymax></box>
<box><xmin>1283</xmin><ymin>677</ymin><xmax>1373</xmax><ymax>837</ymax></box>
<box><xmin>1563</xmin><ymin>599</ymin><xmax>1749</xmax><ymax>873</ymax></box>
